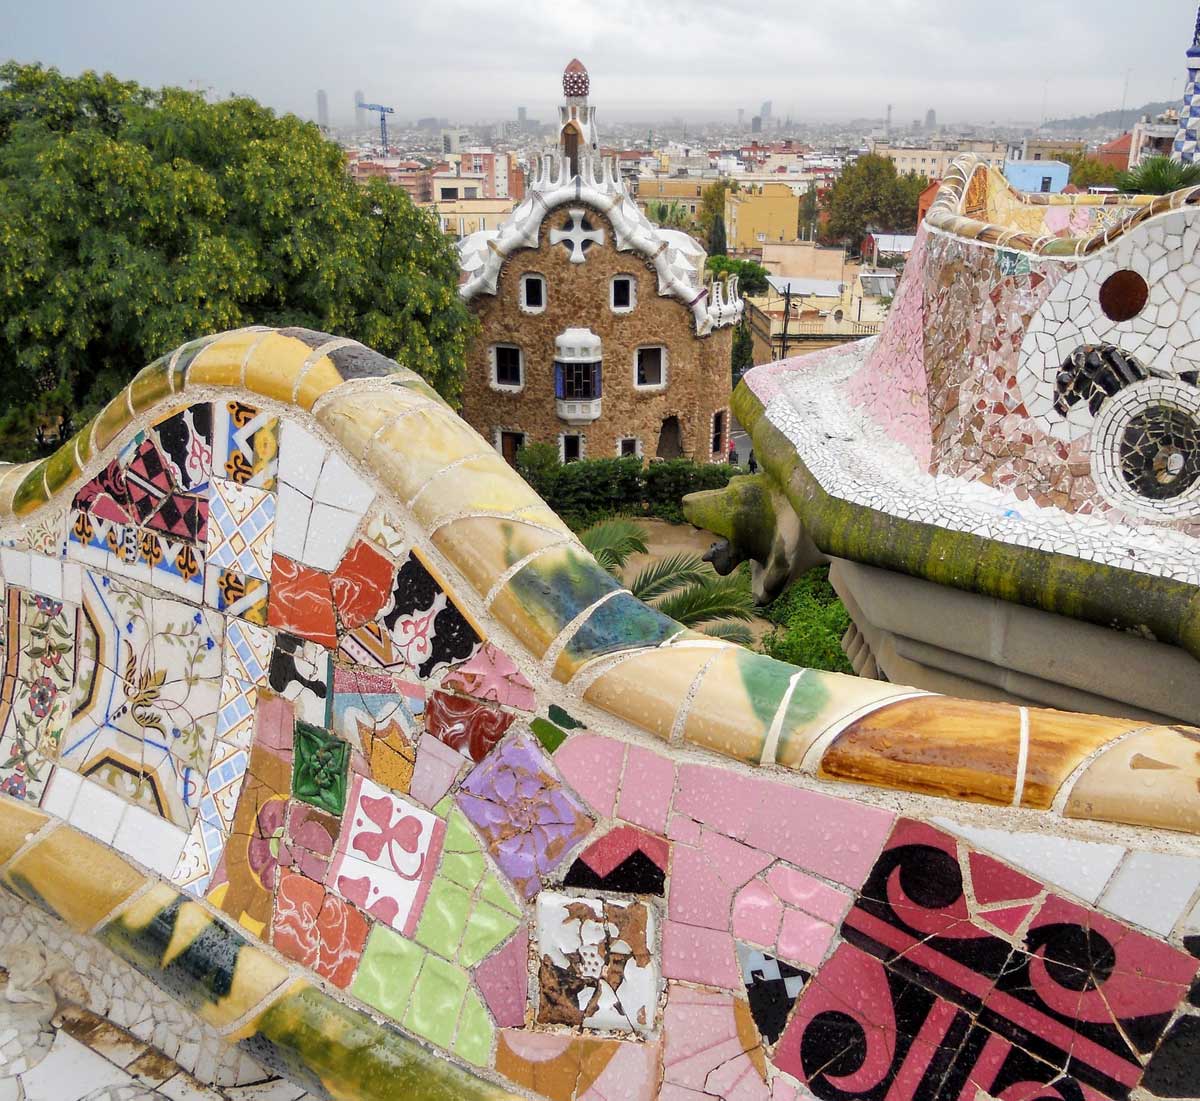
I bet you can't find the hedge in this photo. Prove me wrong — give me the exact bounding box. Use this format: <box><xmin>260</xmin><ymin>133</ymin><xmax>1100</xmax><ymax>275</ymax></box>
<box><xmin>760</xmin><ymin>566</ymin><xmax>853</xmax><ymax>673</ymax></box>
<box><xmin>515</xmin><ymin>443</ymin><xmax>739</xmax><ymax>527</ymax></box>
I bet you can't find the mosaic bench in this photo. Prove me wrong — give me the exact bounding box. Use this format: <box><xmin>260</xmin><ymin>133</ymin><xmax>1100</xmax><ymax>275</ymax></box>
<box><xmin>1</xmin><ymin>326</ymin><xmax>1198</xmax><ymax>1100</ymax></box>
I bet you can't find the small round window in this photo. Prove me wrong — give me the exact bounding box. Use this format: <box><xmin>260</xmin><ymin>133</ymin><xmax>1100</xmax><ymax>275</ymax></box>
<box><xmin>1098</xmin><ymin>269</ymin><xmax>1149</xmax><ymax>323</ymax></box>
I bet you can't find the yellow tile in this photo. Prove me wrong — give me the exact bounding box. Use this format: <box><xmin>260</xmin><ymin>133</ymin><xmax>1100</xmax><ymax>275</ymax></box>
<box><xmin>412</xmin><ymin>454</ymin><xmax>547</xmax><ymax>530</ymax></box>
<box><xmin>0</xmin><ymin>797</ymin><xmax>49</xmax><ymax>864</ymax></box>
<box><xmin>1022</xmin><ymin>710</ymin><xmax>1135</xmax><ymax>810</ymax></box>
<box><xmin>294</xmin><ymin>356</ymin><xmax>345</xmax><ymax>409</ymax></box>
<box><xmin>682</xmin><ymin>648</ymin><xmax>796</xmax><ymax>763</ymax></box>
<box><xmin>128</xmin><ymin>356</ymin><xmax>175</xmax><ymax>414</ymax></box>
<box><xmin>242</xmin><ymin>332</ymin><xmax>317</xmax><ymax>403</ymax></box>
<box><xmin>430</xmin><ymin>516</ymin><xmax>567</xmax><ymax>601</ymax></box>
<box><xmin>773</xmin><ymin>674</ymin><xmax>908</xmax><ymax>769</ymax></box>
<box><xmin>819</xmin><ymin>696</ymin><xmax>1022</xmax><ymax>806</ymax></box>
<box><xmin>11</xmin><ymin>461</ymin><xmax>49</xmax><ymax>517</ymax></box>
<box><xmin>0</xmin><ymin>463</ymin><xmax>29</xmax><ymax>514</ymax></box>
<box><xmin>201</xmin><ymin>939</ymin><xmax>290</xmax><ymax>1032</ymax></box>
<box><xmin>317</xmin><ymin>388</ymin><xmax>429</xmax><ymax>461</ymax></box>
<box><xmin>1065</xmin><ymin>725</ymin><xmax>1200</xmax><ymax>833</ymax></box>
<box><xmin>368</xmin><ymin>407</ymin><xmax>493</xmax><ymax>503</ymax></box>
<box><xmin>5</xmin><ymin>825</ymin><xmax>146</xmax><ymax>930</ymax></box>
<box><xmin>583</xmin><ymin>646</ymin><xmax>718</xmax><ymax>742</ymax></box>
<box><xmin>93</xmin><ymin>392</ymin><xmax>135</xmax><ymax>453</ymax></box>
<box><xmin>186</xmin><ymin>329</ymin><xmax>266</xmax><ymax>390</ymax></box>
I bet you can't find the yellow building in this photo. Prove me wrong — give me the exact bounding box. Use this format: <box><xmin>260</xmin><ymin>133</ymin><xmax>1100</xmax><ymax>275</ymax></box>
<box><xmin>635</xmin><ymin>177</ymin><xmax>708</xmax><ymax>217</ymax></box>
<box><xmin>724</xmin><ymin>183</ymin><xmax>801</xmax><ymax>250</ymax></box>
<box><xmin>870</xmin><ymin>139</ymin><xmax>1006</xmax><ymax>177</ymax></box>
<box><xmin>419</xmin><ymin>196</ymin><xmax>515</xmax><ymax>240</ymax></box>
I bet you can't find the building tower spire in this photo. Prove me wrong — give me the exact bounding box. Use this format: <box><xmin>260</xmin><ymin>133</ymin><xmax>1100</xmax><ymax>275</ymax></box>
<box><xmin>1172</xmin><ymin>5</ymin><xmax>1200</xmax><ymax>162</ymax></box>
<box><xmin>558</xmin><ymin>59</ymin><xmax>599</xmax><ymax>177</ymax></box>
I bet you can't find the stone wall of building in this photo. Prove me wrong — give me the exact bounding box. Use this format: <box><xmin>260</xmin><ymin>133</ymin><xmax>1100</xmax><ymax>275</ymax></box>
<box><xmin>462</xmin><ymin>203</ymin><xmax>733</xmax><ymax>462</ymax></box>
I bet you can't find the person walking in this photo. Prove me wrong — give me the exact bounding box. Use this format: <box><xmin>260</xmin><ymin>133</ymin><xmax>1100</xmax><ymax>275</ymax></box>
<box><xmin>747</xmin><ymin>450</ymin><xmax>757</xmax><ymax>474</ymax></box>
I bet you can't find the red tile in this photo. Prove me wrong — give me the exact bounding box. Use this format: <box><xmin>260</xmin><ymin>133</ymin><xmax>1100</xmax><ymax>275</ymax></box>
<box><xmin>425</xmin><ymin>689</ymin><xmax>514</xmax><ymax>763</ymax></box>
<box><xmin>330</xmin><ymin>540</ymin><xmax>395</xmax><ymax>629</ymax></box>
<box><xmin>272</xmin><ymin>871</ymin><xmax>368</xmax><ymax>988</ymax></box>
<box><xmin>268</xmin><ymin>554</ymin><xmax>337</xmax><ymax>647</ymax></box>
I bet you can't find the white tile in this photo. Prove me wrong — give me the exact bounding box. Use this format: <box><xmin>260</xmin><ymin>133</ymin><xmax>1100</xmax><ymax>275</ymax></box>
<box><xmin>19</xmin><ymin>1031</ymin><xmax>131</xmax><ymax>1101</ymax></box>
<box><xmin>69</xmin><ymin>779</ymin><xmax>128</xmax><ymax>845</ymax></box>
<box><xmin>1099</xmin><ymin>851</ymin><xmax>1200</xmax><ymax>936</ymax></box>
<box><xmin>28</xmin><ymin>553</ymin><xmax>62</xmax><ymax>599</ymax></box>
<box><xmin>40</xmin><ymin>766</ymin><xmax>83</xmax><ymax>820</ymax></box>
<box><xmin>0</xmin><ymin>548</ymin><xmax>31</xmax><ymax>588</ymax></box>
<box><xmin>934</xmin><ymin>819</ymin><xmax>1125</xmax><ymax>903</ymax></box>
<box><xmin>302</xmin><ymin>502</ymin><xmax>361</xmax><ymax>570</ymax></box>
<box><xmin>313</xmin><ymin>451</ymin><xmax>374</xmax><ymax>512</ymax></box>
<box><xmin>61</xmin><ymin>561</ymin><xmax>83</xmax><ymax>605</ymax></box>
<box><xmin>114</xmin><ymin>804</ymin><xmax>189</xmax><ymax>877</ymax></box>
<box><xmin>272</xmin><ymin>482</ymin><xmax>313</xmax><ymax>562</ymax></box>
<box><xmin>158</xmin><ymin>1071</ymin><xmax>225</xmax><ymax>1100</ymax></box>
<box><xmin>278</xmin><ymin>421</ymin><xmax>327</xmax><ymax>497</ymax></box>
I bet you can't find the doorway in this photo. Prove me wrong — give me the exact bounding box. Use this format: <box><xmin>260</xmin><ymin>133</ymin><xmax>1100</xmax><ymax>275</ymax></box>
<box><xmin>656</xmin><ymin>416</ymin><xmax>683</xmax><ymax>459</ymax></box>
<box><xmin>500</xmin><ymin>431</ymin><xmax>525</xmax><ymax>467</ymax></box>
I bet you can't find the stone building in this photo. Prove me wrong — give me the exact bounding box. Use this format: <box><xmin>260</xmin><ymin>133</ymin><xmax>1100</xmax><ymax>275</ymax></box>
<box><xmin>457</xmin><ymin>60</ymin><xmax>742</xmax><ymax>465</ymax></box>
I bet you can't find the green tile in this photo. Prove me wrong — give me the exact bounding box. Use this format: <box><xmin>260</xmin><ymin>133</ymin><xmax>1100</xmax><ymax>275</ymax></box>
<box><xmin>43</xmin><ymin>442</ymin><xmax>80</xmax><ymax>498</ymax></box>
<box><xmin>403</xmin><ymin>954</ymin><xmax>468</xmax><ymax>1049</ymax></box>
<box><xmin>433</xmin><ymin>795</ymin><xmax>455</xmax><ymax>817</ymax></box>
<box><xmin>530</xmin><ymin>718</ymin><xmax>566</xmax><ymax>754</ymax></box>
<box><xmin>441</xmin><ymin>810</ymin><xmax>484</xmax><ymax>890</ymax></box>
<box><xmin>454</xmin><ymin>988</ymin><xmax>494</xmax><ymax>1067</ymax></box>
<box><xmin>11</xmin><ymin>462</ymin><xmax>48</xmax><ymax>517</ymax></box>
<box><xmin>457</xmin><ymin>901</ymin><xmax>518</xmax><ymax>968</ymax></box>
<box><xmin>292</xmin><ymin>721</ymin><xmax>350</xmax><ymax>815</ymax></box>
<box><xmin>478</xmin><ymin>872</ymin><xmax>521</xmax><ymax>918</ymax></box>
<box><xmin>128</xmin><ymin>355</ymin><xmax>174</xmax><ymax>413</ymax></box>
<box><xmin>349</xmin><ymin>925</ymin><xmax>426</xmax><ymax>1019</ymax></box>
<box><xmin>415</xmin><ymin>876</ymin><xmax>472</xmax><ymax>959</ymax></box>
<box><xmin>548</xmin><ymin>704</ymin><xmax>584</xmax><ymax>730</ymax></box>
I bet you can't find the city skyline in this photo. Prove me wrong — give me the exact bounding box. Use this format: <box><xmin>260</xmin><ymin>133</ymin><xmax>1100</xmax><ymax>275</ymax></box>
<box><xmin>3</xmin><ymin>0</ymin><xmax>1193</xmax><ymax>128</ymax></box>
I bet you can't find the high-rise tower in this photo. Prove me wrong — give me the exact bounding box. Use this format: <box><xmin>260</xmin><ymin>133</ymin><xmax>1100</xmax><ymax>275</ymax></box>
<box><xmin>316</xmin><ymin>89</ymin><xmax>329</xmax><ymax>131</ymax></box>
<box><xmin>1173</xmin><ymin>7</ymin><xmax>1200</xmax><ymax>162</ymax></box>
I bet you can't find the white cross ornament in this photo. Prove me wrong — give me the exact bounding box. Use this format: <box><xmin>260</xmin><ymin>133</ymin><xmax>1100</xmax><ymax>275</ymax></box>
<box><xmin>550</xmin><ymin>208</ymin><xmax>605</xmax><ymax>263</ymax></box>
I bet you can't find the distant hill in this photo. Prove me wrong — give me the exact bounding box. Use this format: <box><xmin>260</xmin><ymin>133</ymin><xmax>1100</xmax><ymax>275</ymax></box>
<box><xmin>1043</xmin><ymin>101</ymin><xmax>1174</xmax><ymax>132</ymax></box>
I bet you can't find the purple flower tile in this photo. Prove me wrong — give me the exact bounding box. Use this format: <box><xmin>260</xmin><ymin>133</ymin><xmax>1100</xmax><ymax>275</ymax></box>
<box><xmin>456</xmin><ymin>730</ymin><xmax>593</xmax><ymax>898</ymax></box>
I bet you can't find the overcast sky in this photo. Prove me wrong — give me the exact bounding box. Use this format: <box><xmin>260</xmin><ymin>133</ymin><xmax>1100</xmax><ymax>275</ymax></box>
<box><xmin>4</xmin><ymin>0</ymin><xmax>1196</xmax><ymax>126</ymax></box>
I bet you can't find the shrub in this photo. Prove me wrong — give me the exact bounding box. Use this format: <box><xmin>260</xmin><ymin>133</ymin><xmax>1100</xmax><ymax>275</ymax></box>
<box><xmin>515</xmin><ymin>448</ymin><xmax>739</xmax><ymax>527</ymax></box>
<box><xmin>761</xmin><ymin>566</ymin><xmax>853</xmax><ymax>673</ymax></box>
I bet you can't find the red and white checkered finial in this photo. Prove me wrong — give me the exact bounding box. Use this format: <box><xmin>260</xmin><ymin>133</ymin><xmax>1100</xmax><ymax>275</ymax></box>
<box><xmin>563</xmin><ymin>58</ymin><xmax>589</xmax><ymax>98</ymax></box>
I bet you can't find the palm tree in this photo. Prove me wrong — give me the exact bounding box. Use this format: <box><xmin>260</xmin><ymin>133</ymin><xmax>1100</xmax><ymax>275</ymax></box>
<box><xmin>579</xmin><ymin>518</ymin><xmax>758</xmax><ymax>645</ymax></box>
<box><xmin>1116</xmin><ymin>156</ymin><xmax>1200</xmax><ymax>195</ymax></box>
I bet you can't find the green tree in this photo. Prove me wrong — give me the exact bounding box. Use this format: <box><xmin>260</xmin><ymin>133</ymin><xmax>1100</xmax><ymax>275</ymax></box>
<box><xmin>0</xmin><ymin>62</ymin><xmax>474</xmax><ymax>459</ymax></box>
<box><xmin>761</xmin><ymin>565</ymin><xmax>853</xmax><ymax>673</ymax></box>
<box><xmin>1117</xmin><ymin>156</ymin><xmax>1200</xmax><ymax>195</ymax></box>
<box><xmin>1063</xmin><ymin>154</ymin><xmax>1119</xmax><ymax>190</ymax></box>
<box><xmin>798</xmin><ymin>185</ymin><xmax>819</xmax><ymax>239</ymax></box>
<box><xmin>698</xmin><ymin>178</ymin><xmax>729</xmax><ymax>235</ymax></box>
<box><xmin>731</xmin><ymin>320</ymin><xmax>753</xmax><ymax>381</ymax></box>
<box><xmin>707</xmin><ymin>214</ymin><xmax>727</xmax><ymax>257</ymax></box>
<box><xmin>647</xmin><ymin>200</ymin><xmax>695</xmax><ymax>231</ymax></box>
<box><xmin>580</xmin><ymin>519</ymin><xmax>758</xmax><ymax>645</ymax></box>
<box><xmin>706</xmin><ymin>255</ymin><xmax>769</xmax><ymax>296</ymax></box>
<box><xmin>822</xmin><ymin>154</ymin><xmax>927</xmax><ymax>248</ymax></box>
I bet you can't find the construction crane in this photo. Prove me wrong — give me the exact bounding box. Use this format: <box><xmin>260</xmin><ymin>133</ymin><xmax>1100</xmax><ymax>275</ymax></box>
<box><xmin>357</xmin><ymin>100</ymin><xmax>396</xmax><ymax>153</ymax></box>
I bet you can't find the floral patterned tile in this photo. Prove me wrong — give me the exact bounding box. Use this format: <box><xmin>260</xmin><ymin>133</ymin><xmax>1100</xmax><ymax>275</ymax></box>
<box><xmin>441</xmin><ymin>642</ymin><xmax>535</xmax><ymax>712</ymax></box>
<box><xmin>204</xmin><ymin>564</ymin><xmax>269</xmax><ymax>624</ymax></box>
<box><xmin>457</xmin><ymin>730</ymin><xmax>593</xmax><ymax>899</ymax></box>
<box><xmin>328</xmin><ymin>774</ymin><xmax>445</xmax><ymax>936</ymax></box>
<box><xmin>150</xmin><ymin>401</ymin><xmax>214</xmax><ymax>492</ymax></box>
<box><xmin>213</xmin><ymin>399</ymin><xmax>279</xmax><ymax>490</ymax></box>
<box><xmin>329</xmin><ymin>665</ymin><xmax>420</xmax><ymax>791</ymax></box>
<box><xmin>207</xmin><ymin>478</ymin><xmax>275</xmax><ymax>582</ymax></box>
<box><xmin>291</xmin><ymin>721</ymin><xmax>350</xmax><ymax>816</ymax></box>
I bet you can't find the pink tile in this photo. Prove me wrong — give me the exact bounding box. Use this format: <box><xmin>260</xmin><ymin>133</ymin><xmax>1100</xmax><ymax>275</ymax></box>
<box><xmin>674</xmin><ymin>763</ymin><xmax>757</xmax><ymax>839</ymax></box>
<box><xmin>662</xmin><ymin>921</ymin><xmax>740</xmax><ymax>988</ymax></box>
<box><xmin>743</xmin><ymin>784</ymin><xmax>894</xmax><ymax>888</ymax></box>
<box><xmin>702</xmin><ymin>829</ymin><xmax>774</xmax><ymax>890</ymax></box>
<box><xmin>407</xmin><ymin>732</ymin><xmax>463</xmax><ymax>809</ymax></box>
<box><xmin>776</xmin><ymin>909</ymin><xmax>835</xmax><ymax>969</ymax></box>
<box><xmin>732</xmin><ymin>880</ymin><xmax>783</xmax><ymax>947</ymax></box>
<box><xmin>981</xmin><ymin>903</ymin><xmax>1034</xmax><ymax>935</ymax></box>
<box><xmin>474</xmin><ymin>928</ymin><xmax>528</xmax><ymax>1027</ymax></box>
<box><xmin>555</xmin><ymin>733</ymin><xmax>625</xmax><ymax>817</ymax></box>
<box><xmin>667</xmin><ymin>813</ymin><xmax>701</xmax><ymax>845</ymax></box>
<box><xmin>617</xmin><ymin>745</ymin><xmax>675</xmax><ymax>834</ymax></box>
<box><xmin>708</xmin><ymin>1055</ymin><xmax>771</xmax><ymax>1101</ymax></box>
<box><xmin>669</xmin><ymin>846</ymin><xmax>737</xmax><ymax>929</ymax></box>
<box><xmin>766</xmin><ymin>865</ymin><xmax>852</xmax><ymax>924</ymax></box>
<box><xmin>580</xmin><ymin>1040</ymin><xmax>660</xmax><ymax>1101</ymax></box>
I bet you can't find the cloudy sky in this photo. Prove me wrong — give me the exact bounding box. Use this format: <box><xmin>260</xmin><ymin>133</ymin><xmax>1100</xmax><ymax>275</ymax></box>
<box><xmin>4</xmin><ymin>0</ymin><xmax>1196</xmax><ymax>126</ymax></box>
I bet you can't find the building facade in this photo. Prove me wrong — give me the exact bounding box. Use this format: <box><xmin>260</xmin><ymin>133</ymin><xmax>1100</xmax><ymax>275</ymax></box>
<box><xmin>457</xmin><ymin>61</ymin><xmax>742</xmax><ymax>465</ymax></box>
<box><xmin>725</xmin><ymin>182</ymin><xmax>801</xmax><ymax>250</ymax></box>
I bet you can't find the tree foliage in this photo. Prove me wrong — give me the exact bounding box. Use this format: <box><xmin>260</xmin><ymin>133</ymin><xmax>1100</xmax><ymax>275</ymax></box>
<box><xmin>1063</xmin><ymin>154</ymin><xmax>1119</xmax><ymax>190</ymax></box>
<box><xmin>0</xmin><ymin>62</ymin><xmax>474</xmax><ymax>459</ymax></box>
<box><xmin>698</xmin><ymin>179</ymin><xmax>729</xmax><ymax>235</ymax></box>
<box><xmin>706</xmin><ymin>255</ymin><xmax>769</xmax><ymax>296</ymax></box>
<box><xmin>1117</xmin><ymin>156</ymin><xmax>1200</xmax><ymax>195</ymax></box>
<box><xmin>761</xmin><ymin>565</ymin><xmax>853</xmax><ymax>673</ymax></box>
<box><xmin>707</xmin><ymin>214</ymin><xmax>727</xmax><ymax>257</ymax></box>
<box><xmin>731</xmin><ymin>320</ymin><xmax>754</xmax><ymax>381</ymax></box>
<box><xmin>821</xmin><ymin>154</ymin><xmax>928</xmax><ymax>248</ymax></box>
<box><xmin>647</xmin><ymin>200</ymin><xmax>695</xmax><ymax>231</ymax></box>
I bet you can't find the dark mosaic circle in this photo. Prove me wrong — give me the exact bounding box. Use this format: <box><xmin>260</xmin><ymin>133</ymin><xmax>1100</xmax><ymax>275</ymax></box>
<box><xmin>801</xmin><ymin>1010</ymin><xmax>868</xmax><ymax>1079</ymax></box>
<box><xmin>1034</xmin><ymin>924</ymin><xmax>1117</xmax><ymax>992</ymax></box>
<box><xmin>898</xmin><ymin>844</ymin><xmax>963</xmax><ymax>910</ymax></box>
<box><xmin>1098</xmin><ymin>269</ymin><xmax>1149</xmax><ymax>322</ymax></box>
<box><xmin>1117</xmin><ymin>403</ymin><xmax>1200</xmax><ymax>500</ymax></box>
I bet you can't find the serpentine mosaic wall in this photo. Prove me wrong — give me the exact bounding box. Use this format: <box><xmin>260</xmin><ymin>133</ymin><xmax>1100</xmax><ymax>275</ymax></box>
<box><xmin>2</xmin><ymin>327</ymin><xmax>1200</xmax><ymax>1100</ymax></box>
<box><xmin>849</xmin><ymin>161</ymin><xmax>1200</xmax><ymax>529</ymax></box>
